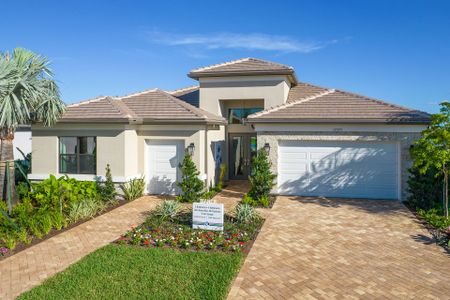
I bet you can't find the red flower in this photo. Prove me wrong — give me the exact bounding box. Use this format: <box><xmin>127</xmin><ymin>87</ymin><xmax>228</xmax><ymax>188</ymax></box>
<box><xmin>144</xmin><ymin>240</ymin><xmax>150</xmax><ymax>245</ymax></box>
<box><xmin>239</xmin><ymin>242</ymin><xmax>245</xmax><ymax>246</ymax></box>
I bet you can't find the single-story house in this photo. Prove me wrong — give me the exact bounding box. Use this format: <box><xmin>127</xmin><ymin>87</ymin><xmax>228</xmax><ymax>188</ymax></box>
<box><xmin>29</xmin><ymin>58</ymin><xmax>430</xmax><ymax>200</ymax></box>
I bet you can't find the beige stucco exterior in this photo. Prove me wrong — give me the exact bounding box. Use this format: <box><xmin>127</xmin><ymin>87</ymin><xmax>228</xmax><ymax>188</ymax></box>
<box><xmin>30</xmin><ymin>124</ymin><xmax>207</xmax><ymax>183</ymax></box>
<box><xmin>198</xmin><ymin>75</ymin><xmax>291</xmax><ymax>115</ymax></box>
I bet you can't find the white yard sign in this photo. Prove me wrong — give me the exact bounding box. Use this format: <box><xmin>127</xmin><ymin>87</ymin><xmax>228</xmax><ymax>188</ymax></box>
<box><xmin>192</xmin><ymin>202</ymin><xmax>224</xmax><ymax>231</ymax></box>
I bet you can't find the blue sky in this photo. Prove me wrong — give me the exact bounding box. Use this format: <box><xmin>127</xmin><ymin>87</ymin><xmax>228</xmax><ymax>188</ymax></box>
<box><xmin>1</xmin><ymin>0</ymin><xmax>449</xmax><ymax>113</ymax></box>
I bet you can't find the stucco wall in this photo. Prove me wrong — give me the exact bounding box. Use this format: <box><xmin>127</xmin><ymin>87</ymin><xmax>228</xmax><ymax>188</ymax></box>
<box><xmin>256</xmin><ymin>130</ymin><xmax>423</xmax><ymax>201</ymax></box>
<box><xmin>30</xmin><ymin>124</ymin><xmax>128</xmax><ymax>181</ymax></box>
<box><xmin>135</xmin><ymin>126</ymin><xmax>204</xmax><ymax>179</ymax></box>
<box><xmin>198</xmin><ymin>75</ymin><xmax>291</xmax><ymax>115</ymax></box>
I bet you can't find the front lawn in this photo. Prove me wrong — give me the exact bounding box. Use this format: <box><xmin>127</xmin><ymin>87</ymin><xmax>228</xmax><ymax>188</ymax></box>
<box><xmin>19</xmin><ymin>244</ymin><xmax>242</xmax><ymax>300</ymax></box>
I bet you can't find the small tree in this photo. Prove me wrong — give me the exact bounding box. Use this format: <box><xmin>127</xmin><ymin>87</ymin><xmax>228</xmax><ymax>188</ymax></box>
<box><xmin>177</xmin><ymin>153</ymin><xmax>204</xmax><ymax>203</ymax></box>
<box><xmin>248</xmin><ymin>149</ymin><xmax>276</xmax><ymax>201</ymax></box>
<box><xmin>98</xmin><ymin>164</ymin><xmax>117</xmax><ymax>203</ymax></box>
<box><xmin>411</xmin><ymin>102</ymin><xmax>450</xmax><ymax>218</ymax></box>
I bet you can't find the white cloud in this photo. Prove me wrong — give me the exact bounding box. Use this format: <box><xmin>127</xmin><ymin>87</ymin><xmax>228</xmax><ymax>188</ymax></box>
<box><xmin>146</xmin><ymin>30</ymin><xmax>339</xmax><ymax>54</ymax></box>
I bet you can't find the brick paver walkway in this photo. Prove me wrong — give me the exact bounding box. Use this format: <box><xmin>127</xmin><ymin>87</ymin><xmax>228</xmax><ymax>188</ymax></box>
<box><xmin>228</xmin><ymin>196</ymin><xmax>450</xmax><ymax>299</ymax></box>
<box><xmin>0</xmin><ymin>196</ymin><xmax>161</xmax><ymax>300</ymax></box>
<box><xmin>213</xmin><ymin>180</ymin><xmax>249</xmax><ymax>211</ymax></box>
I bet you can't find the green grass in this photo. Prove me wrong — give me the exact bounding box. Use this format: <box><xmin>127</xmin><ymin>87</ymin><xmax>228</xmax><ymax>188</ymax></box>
<box><xmin>19</xmin><ymin>244</ymin><xmax>243</xmax><ymax>300</ymax></box>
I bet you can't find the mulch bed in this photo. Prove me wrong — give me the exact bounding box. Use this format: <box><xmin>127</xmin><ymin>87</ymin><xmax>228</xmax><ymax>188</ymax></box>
<box><xmin>0</xmin><ymin>199</ymin><xmax>133</xmax><ymax>261</ymax></box>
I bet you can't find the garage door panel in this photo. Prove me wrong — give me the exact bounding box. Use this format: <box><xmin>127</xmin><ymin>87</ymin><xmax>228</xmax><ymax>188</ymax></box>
<box><xmin>278</xmin><ymin>141</ymin><xmax>399</xmax><ymax>200</ymax></box>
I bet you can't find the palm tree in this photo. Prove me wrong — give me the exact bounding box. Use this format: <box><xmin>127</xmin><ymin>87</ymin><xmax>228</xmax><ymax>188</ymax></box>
<box><xmin>0</xmin><ymin>48</ymin><xmax>65</xmax><ymax>207</ymax></box>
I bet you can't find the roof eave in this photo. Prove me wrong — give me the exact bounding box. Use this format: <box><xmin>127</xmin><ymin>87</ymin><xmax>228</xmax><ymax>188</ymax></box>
<box><xmin>245</xmin><ymin>118</ymin><xmax>431</xmax><ymax>125</ymax></box>
<box><xmin>140</xmin><ymin>118</ymin><xmax>226</xmax><ymax>125</ymax></box>
<box><xmin>55</xmin><ymin>118</ymin><xmax>132</xmax><ymax>124</ymax></box>
<box><xmin>188</xmin><ymin>70</ymin><xmax>297</xmax><ymax>84</ymax></box>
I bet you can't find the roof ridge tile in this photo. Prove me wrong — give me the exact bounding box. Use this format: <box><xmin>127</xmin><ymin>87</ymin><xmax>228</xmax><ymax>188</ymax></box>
<box><xmin>190</xmin><ymin>58</ymin><xmax>251</xmax><ymax>73</ymax></box>
<box><xmin>248</xmin><ymin>89</ymin><xmax>335</xmax><ymax>119</ymax></box>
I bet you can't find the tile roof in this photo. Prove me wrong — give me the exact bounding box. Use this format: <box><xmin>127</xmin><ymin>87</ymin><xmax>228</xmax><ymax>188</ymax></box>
<box><xmin>168</xmin><ymin>86</ymin><xmax>200</xmax><ymax>107</ymax></box>
<box><xmin>247</xmin><ymin>82</ymin><xmax>430</xmax><ymax>124</ymax></box>
<box><xmin>59</xmin><ymin>89</ymin><xmax>225</xmax><ymax>124</ymax></box>
<box><xmin>60</xmin><ymin>96</ymin><xmax>132</xmax><ymax>122</ymax></box>
<box><xmin>188</xmin><ymin>58</ymin><xmax>297</xmax><ymax>83</ymax></box>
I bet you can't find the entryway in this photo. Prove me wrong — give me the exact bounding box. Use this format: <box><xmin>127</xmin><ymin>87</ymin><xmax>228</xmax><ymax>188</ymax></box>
<box><xmin>228</xmin><ymin>133</ymin><xmax>257</xmax><ymax>179</ymax></box>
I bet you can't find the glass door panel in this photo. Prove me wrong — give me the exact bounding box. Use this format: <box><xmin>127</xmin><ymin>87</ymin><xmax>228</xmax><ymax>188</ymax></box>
<box><xmin>229</xmin><ymin>134</ymin><xmax>257</xmax><ymax>179</ymax></box>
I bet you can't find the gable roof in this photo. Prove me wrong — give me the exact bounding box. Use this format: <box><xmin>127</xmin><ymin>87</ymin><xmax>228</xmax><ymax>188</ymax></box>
<box><xmin>247</xmin><ymin>82</ymin><xmax>430</xmax><ymax>124</ymax></box>
<box><xmin>59</xmin><ymin>89</ymin><xmax>225</xmax><ymax>124</ymax></box>
<box><xmin>188</xmin><ymin>58</ymin><xmax>298</xmax><ymax>84</ymax></box>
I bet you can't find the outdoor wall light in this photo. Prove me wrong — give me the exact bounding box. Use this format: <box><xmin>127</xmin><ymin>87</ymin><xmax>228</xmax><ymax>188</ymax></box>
<box><xmin>264</xmin><ymin>143</ymin><xmax>271</xmax><ymax>154</ymax></box>
<box><xmin>187</xmin><ymin>143</ymin><xmax>195</xmax><ymax>156</ymax></box>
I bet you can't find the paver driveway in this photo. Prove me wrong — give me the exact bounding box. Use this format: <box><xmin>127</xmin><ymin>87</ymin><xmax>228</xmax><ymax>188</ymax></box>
<box><xmin>228</xmin><ymin>196</ymin><xmax>450</xmax><ymax>299</ymax></box>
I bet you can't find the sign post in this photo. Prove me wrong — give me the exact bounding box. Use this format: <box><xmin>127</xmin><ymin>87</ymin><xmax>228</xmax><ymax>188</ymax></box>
<box><xmin>192</xmin><ymin>202</ymin><xmax>224</xmax><ymax>231</ymax></box>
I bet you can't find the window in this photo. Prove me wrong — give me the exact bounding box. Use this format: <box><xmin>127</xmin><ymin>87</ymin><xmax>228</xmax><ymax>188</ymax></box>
<box><xmin>228</xmin><ymin>108</ymin><xmax>263</xmax><ymax>124</ymax></box>
<box><xmin>59</xmin><ymin>137</ymin><xmax>96</xmax><ymax>174</ymax></box>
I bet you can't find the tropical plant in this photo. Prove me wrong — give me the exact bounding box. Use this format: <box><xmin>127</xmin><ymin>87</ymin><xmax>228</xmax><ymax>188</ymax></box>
<box><xmin>97</xmin><ymin>164</ymin><xmax>117</xmax><ymax>203</ymax></box>
<box><xmin>176</xmin><ymin>153</ymin><xmax>204</xmax><ymax>203</ymax></box>
<box><xmin>411</xmin><ymin>102</ymin><xmax>450</xmax><ymax>218</ymax></box>
<box><xmin>154</xmin><ymin>200</ymin><xmax>182</xmax><ymax>220</ymax></box>
<box><xmin>14</xmin><ymin>148</ymin><xmax>31</xmax><ymax>185</ymax></box>
<box><xmin>234</xmin><ymin>203</ymin><xmax>259</xmax><ymax>224</ymax></box>
<box><xmin>67</xmin><ymin>198</ymin><xmax>105</xmax><ymax>223</ymax></box>
<box><xmin>120</xmin><ymin>176</ymin><xmax>145</xmax><ymax>201</ymax></box>
<box><xmin>248</xmin><ymin>149</ymin><xmax>276</xmax><ymax>204</ymax></box>
<box><xmin>0</xmin><ymin>48</ymin><xmax>65</xmax><ymax>206</ymax></box>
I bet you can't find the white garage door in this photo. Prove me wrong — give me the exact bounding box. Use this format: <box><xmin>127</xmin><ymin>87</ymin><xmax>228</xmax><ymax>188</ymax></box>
<box><xmin>278</xmin><ymin>141</ymin><xmax>399</xmax><ymax>199</ymax></box>
<box><xmin>146</xmin><ymin>140</ymin><xmax>183</xmax><ymax>195</ymax></box>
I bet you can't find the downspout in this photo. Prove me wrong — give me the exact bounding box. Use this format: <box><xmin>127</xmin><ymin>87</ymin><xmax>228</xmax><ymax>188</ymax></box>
<box><xmin>204</xmin><ymin>124</ymin><xmax>209</xmax><ymax>189</ymax></box>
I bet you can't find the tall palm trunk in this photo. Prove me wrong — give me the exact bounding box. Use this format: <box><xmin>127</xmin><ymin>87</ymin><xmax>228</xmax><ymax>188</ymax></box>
<box><xmin>0</xmin><ymin>127</ymin><xmax>17</xmax><ymax>207</ymax></box>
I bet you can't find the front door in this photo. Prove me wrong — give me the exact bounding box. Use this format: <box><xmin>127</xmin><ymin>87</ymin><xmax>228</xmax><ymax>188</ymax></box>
<box><xmin>229</xmin><ymin>133</ymin><xmax>257</xmax><ymax>179</ymax></box>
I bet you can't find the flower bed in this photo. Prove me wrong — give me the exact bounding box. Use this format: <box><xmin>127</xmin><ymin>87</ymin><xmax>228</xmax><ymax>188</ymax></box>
<box><xmin>116</xmin><ymin>209</ymin><xmax>263</xmax><ymax>253</ymax></box>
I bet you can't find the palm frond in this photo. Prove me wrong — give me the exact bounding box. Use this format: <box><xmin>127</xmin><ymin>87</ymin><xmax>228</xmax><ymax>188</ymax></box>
<box><xmin>0</xmin><ymin>48</ymin><xmax>65</xmax><ymax>129</ymax></box>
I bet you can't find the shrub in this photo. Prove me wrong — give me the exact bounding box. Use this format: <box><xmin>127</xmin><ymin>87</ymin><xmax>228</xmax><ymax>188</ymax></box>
<box><xmin>97</xmin><ymin>164</ymin><xmax>117</xmax><ymax>203</ymax></box>
<box><xmin>217</xmin><ymin>163</ymin><xmax>227</xmax><ymax>191</ymax></box>
<box><xmin>418</xmin><ymin>208</ymin><xmax>450</xmax><ymax>229</ymax></box>
<box><xmin>241</xmin><ymin>193</ymin><xmax>270</xmax><ymax>208</ymax></box>
<box><xmin>202</xmin><ymin>188</ymin><xmax>217</xmax><ymax>200</ymax></box>
<box><xmin>16</xmin><ymin>228</ymin><xmax>31</xmax><ymax>245</ymax></box>
<box><xmin>120</xmin><ymin>177</ymin><xmax>145</xmax><ymax>201</ymax></box>
<box><xmin>248</xmin><ymin>149</ymin><xmax>276</xmax><ymax>202</ymax></box>
<box><xmin>234</xmin><ymin>203</ymin><xmax>259</xmax><ymax>224</ymax></box>
<box><xmin>176</xmin><ymin>154</ymin><xmax>204</xmax><ymax>203</ymax></box>
<box><xmin>2</xmin><ymin>233</ymin><xmax>17</xmax><ymax>250</ymax></box>
<box><xmin>68</xmin><ymin>198</ymin><xmax>105</xmax><ymax>224</ymax></box>
<box><xmin>407</xmin><ymin>167</ymin><xmax>443</xmax><ymax>210</ymax></box>
<box><xmin>50</xmin><ymin>210</ymin><xmax>66</xmax><ymax>230</ymax></box>
<box><xmin>241</xmin><ymin>194</ymin><xmax>258</xmax><ymax>206</ymax></box>
<box><xmin>16</xmin><ymin>181</ymin><xmax>30</xmax><ymax>200</ymax></box>
<box><xmin>154</xmin><ymin>200</ymin><xmax>182</xmax><ymax>220</ymax></box>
